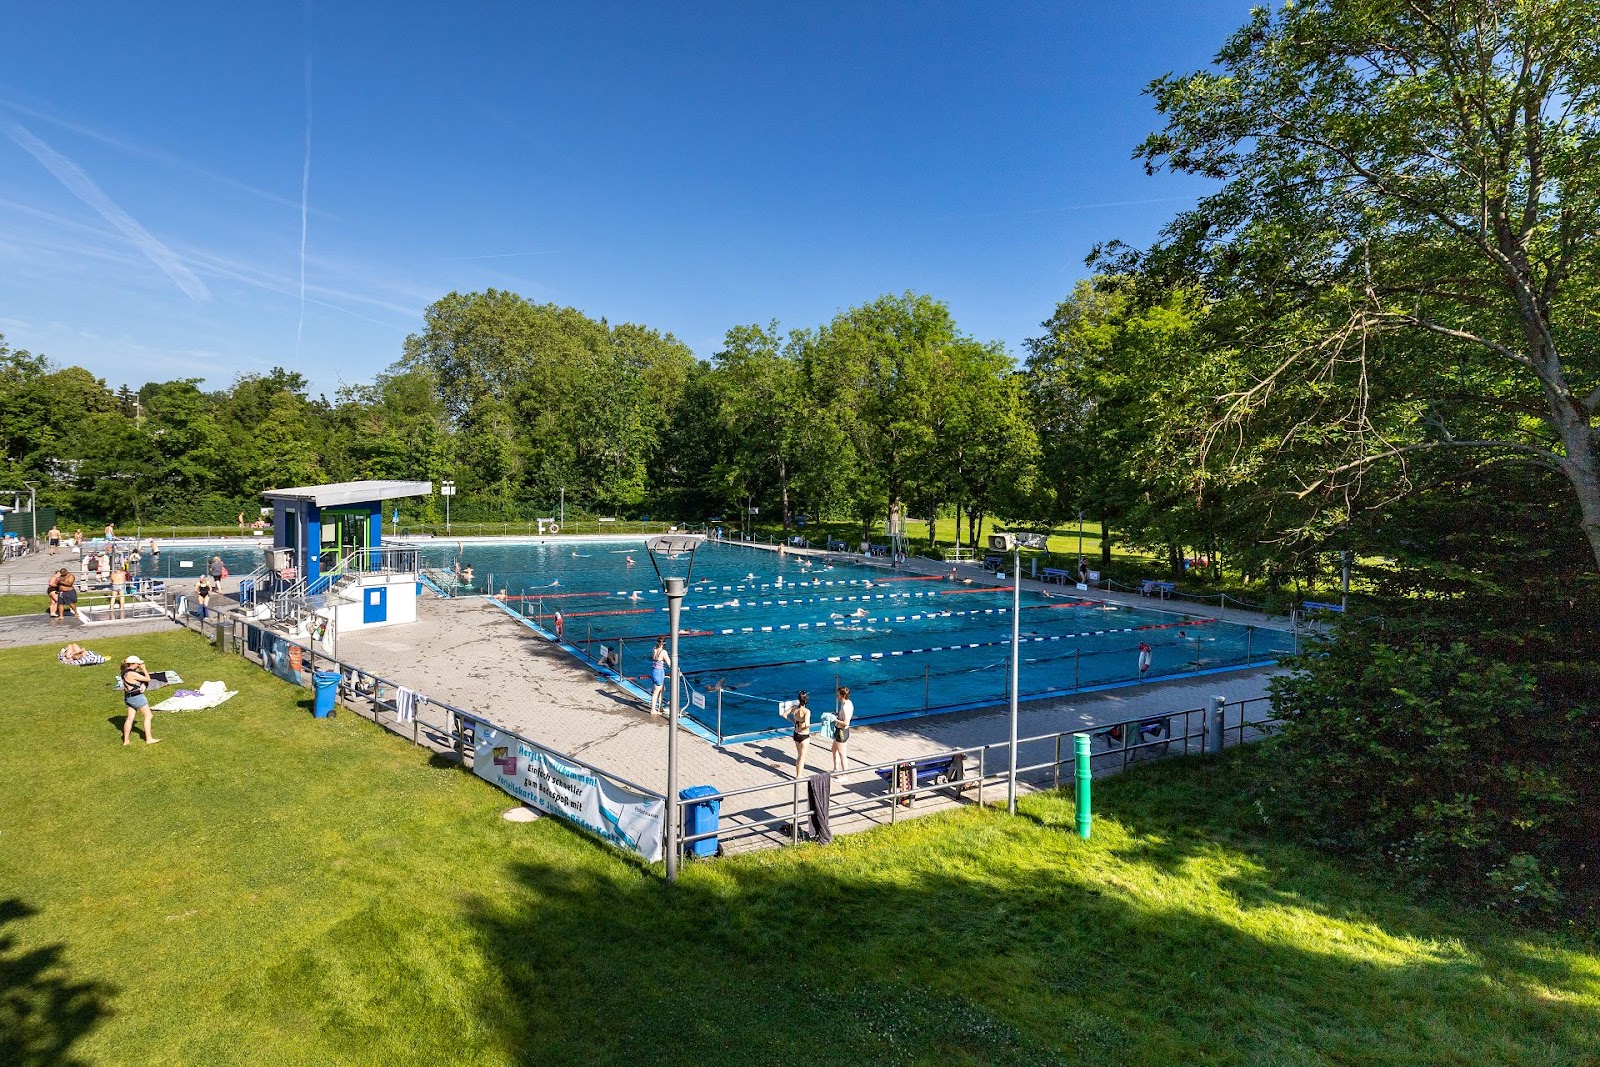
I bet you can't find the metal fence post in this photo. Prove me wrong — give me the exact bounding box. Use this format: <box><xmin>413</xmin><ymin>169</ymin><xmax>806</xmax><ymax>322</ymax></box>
<box><xmin>1206</xmin><ymin>695</ymin><xmax>1225</xmax><ymax>754</ymax></box>
<box><xmin>1074</xmin><ymin>733</ymin><xmax>1092</xmax><ymax>840</ymax></box>
<box><xmin>1053</xmin><ymin>734</ymin><xmax>1062</xmax><ymax>792</ymax></box>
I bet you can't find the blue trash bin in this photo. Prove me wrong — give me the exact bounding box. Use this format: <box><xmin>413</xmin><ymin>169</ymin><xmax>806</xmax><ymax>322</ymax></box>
<box><xmin>680</xmin><ymin>785</ymin><xmax>720</xmax><ymax>859</ymax></box>
<box><xmin>312</xmin><ymin>670</ymin><xmax>340</xmax><ymax>719</ymax></box>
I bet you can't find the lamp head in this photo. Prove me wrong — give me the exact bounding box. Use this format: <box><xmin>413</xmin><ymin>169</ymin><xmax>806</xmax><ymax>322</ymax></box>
<box><xmin>645</xmin><ymin>534</ymin><xmax>705</xmax><ymax>589</ymax></box>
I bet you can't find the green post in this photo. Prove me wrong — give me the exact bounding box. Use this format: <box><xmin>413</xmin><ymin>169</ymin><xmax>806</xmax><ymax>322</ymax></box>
<box><xmin>1073</xmin><ymin>732</ymin><xmax>1092</xmax><ymax>840</ymax></box>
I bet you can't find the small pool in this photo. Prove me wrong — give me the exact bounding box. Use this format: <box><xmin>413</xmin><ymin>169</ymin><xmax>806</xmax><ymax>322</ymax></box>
<box><xmin>418</xmin><ymin>538</ymin><xmax>1293</xmax><ymax>741</ymax></box>
<box><xmin>93</xmin><ymin>539</ymin><xmax>271</xmax><ymax>581</ymax></box>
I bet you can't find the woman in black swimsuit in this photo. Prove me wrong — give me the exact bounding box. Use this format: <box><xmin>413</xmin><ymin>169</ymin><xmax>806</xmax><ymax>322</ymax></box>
<box><xmin>779</xmin><ymin>690</ymin><xmax>812</xmax><ymax>778</ymax></box>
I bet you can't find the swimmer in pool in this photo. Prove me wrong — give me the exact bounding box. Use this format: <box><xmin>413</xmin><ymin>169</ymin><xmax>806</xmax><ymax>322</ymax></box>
<box><xmin>626</xmin><ymin>555</ymin><xmax>635</xmax><ymax>566</ymax></box>
<box><xmin>851</xmin><ymin>607</ymin><xmax>869</xmax><ymax>617</ymax></box>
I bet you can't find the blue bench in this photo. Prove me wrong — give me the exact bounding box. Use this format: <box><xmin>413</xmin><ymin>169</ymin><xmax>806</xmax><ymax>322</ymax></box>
<box><xmin>826</xmin><ymin>539</ymin><xmax>848</xmax><ymax>552</ymax></box>
<box><xmin>984</xmin><ymin>555</ymin><xmax>1003</xmax><ymax>571</ymax></box>
<box><xmin>1140</xmin><ymin>579</ymin><xmax>1177</xmax><ymax>598</ymax></box>
<box><xmin>1041</xmin><ymin>567</ymin><xmax>1075</xmax><ymax>584</ymax></box>
<box><xmin>1301</xmin><ymin>600</ymin><xmax>1344</xmax><ymax>614</ymax></box>
<box><xmin>875</xmin><ymin>754</ymin><xmax>967</xmax><ymax>804</ymax></box>
<box><xmin>869</xmin><ymin>544</ymin><xmax>890</xmax><ymax>556</ymax></box>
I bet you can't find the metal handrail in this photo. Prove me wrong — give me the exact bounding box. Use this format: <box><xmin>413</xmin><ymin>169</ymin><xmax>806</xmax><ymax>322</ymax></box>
<box><xmin>185</xmin><ymin>609</ymin><xmax>665</xmax><ymax>807</ymax></box>
<box><xmin>673</xmin><ymin>696</ymin><xmax>1280</xmax><ymax>855</ymax></box>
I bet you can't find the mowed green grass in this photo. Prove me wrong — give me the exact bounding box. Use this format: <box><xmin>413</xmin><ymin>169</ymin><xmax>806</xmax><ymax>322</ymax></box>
<box><xmin>0</xmin><ymin>593</ymin><xmax>50</xmax><ymax>617</ymax></box>
<box><xmin>3</xmin><ymin>631</ymin><xmax>1596</xmax><ymax>1066</ymax></box>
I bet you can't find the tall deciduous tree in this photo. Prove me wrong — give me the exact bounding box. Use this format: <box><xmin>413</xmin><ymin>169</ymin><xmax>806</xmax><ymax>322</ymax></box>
<box><xmin>1119</xmin><ymin>0</ymin><xmax>1600</xmax><ymax>571</ymax></box>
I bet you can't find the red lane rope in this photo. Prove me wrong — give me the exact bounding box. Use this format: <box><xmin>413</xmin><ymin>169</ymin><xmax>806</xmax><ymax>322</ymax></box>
<box><xmin>532</xmin><ymin>607</ymin><xmax>656</xmax><ymax>619</ymax></box>
<box><xmin>936</xmin><ymin>585</ymin><xmax>1013</xmax><ymax>594</ymax></box>
<box><xmin>499</xmin><ymin>590</ymin><xmax>651</xmax><ymax>601</ymax></box>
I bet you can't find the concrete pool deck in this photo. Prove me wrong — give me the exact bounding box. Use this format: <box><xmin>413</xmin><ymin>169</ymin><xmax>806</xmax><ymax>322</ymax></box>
<box><xmin>334</xmin><ymin>549</ymin><xmax>1295</xmax><ymax>847</ymax></box>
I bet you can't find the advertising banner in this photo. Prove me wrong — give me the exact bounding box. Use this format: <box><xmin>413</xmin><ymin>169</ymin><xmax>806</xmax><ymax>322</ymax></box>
<box><xmin>471</xmin><ymin>724</ymin><xmax>664</xmax><ymax>863</ymax></box>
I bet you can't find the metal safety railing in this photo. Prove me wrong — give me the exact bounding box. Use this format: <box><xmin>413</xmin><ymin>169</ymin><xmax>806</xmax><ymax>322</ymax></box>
<box><xmin>167</xmin><ymin>603</ymin><xmax>662</xmax><ymax>806</ymax></box>
<box><xmin>671</xmin><ymin>695</ymin><xmax>1279</xmax><ymax>860</ymax></box>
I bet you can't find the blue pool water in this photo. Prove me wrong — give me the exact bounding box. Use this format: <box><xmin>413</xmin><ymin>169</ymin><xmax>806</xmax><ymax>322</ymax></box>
<box><xmin>418</xmin><ymin>539</ymin><xmax>1293</xmax><ymax>740</ymax></box>
<box><xmin>109</xmin><ymin>539</ymin><xmax>270</xmax><ymax>581</ymax></box>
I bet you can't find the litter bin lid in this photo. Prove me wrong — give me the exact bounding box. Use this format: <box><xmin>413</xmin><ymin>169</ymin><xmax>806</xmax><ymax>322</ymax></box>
<box><xmin>313</xmin><ymin>670</ymin><xmax>341</xmax><ymax>683</ymax></box>
<box><xmin>679</xmin><ymin>784</ymin><xmax>718</xmax><ymax>801</ymax></box>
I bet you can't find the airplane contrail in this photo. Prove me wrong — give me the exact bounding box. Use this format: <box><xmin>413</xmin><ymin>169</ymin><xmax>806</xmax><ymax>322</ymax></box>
<box><xmin>296</xmin><ymin>48</ymin><xmax>313</xmax><ymax>360</ymax></box>
<box><xmin>2</xmin><ymin>115</ymin><xmax>210</xmax><ymax>300</ymax></box>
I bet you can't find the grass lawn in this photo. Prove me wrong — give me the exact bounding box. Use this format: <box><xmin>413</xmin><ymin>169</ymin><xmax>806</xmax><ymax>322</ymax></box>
<box><xmin>0</xmin><ymin>594</ymin><xmax>49</xmax><ymax>617</ymax></box>
<box><xmin>3</xmin><ymin>629</ymin><xmax>1596</xmax><ymax>1066</ymax></box>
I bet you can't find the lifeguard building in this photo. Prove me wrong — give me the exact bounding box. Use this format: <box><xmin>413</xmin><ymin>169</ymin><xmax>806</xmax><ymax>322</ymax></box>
<box><xmin>261</xmin><ymin>479</ymin><xmax>432</xmax><ymax>631</ymax></box>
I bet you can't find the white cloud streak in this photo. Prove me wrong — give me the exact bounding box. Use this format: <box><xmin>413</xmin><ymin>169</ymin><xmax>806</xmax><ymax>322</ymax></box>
<box><xmin>442</xmin><ymin>249</ymin><xmax>560</xmax><ymax>261</ymax></box>
<box><xmin>297</xmin><ymin>48</ymin><xmax>314</xmax><ymax>359</ymax></box>
<box><xmin>2</xmin><ymin>116</ymin><xmax>211</xmax><ymax>301</ymax></box>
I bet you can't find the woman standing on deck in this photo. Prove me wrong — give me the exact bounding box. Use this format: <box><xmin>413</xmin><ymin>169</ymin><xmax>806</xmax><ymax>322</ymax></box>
<box><xmin>831</xmin><ymin>686</ymin><xmax>854</xmax><ymax>771</ymax></box>
<box><xmin>780</xmin><ymin>691</ymin><xmax>812</xmax><ymax>778</ymax></box>
<box><xmin>649</xmin><ymin>637</ymin><xmax>670</xmax><ymax>716</ymax></box>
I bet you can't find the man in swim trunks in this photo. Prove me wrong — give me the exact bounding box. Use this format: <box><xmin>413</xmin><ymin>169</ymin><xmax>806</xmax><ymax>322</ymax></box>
<box><xmin>47</xmin><ymin>525</ymin><xmax>61</xmax><ymax>554</ymax></box>
<box><xmin>56</xmin><ymin>570</ymin><xmax>78</xmax><ymax>618</ymax></box>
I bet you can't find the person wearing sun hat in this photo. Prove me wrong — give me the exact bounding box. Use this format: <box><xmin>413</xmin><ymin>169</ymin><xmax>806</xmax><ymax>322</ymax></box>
<box><xmin>119</xmin><ymin>655</ymin><xmax>160</xmax><ymax>746</ymax></box>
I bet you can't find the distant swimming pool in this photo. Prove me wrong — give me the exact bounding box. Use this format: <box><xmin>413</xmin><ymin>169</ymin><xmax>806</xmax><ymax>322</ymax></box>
<box><xmin>92</xmin><ymin>538</ymin><xmax>269</xmax><ymax>581</ymax></box>
<box><xmin>417</xmin><ymin>538</ymin><xmax>1292</xmax><ymax>741</ymax></box>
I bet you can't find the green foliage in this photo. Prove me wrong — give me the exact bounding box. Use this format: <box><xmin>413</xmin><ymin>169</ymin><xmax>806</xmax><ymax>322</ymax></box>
<box><xmin>1266</xmin><ymin>615</ymin><xmax>1600</xmax><ymax>918</ymax></box>
<box><xmin>1118</xmin><ymin>0</ymin><xmax>1600</xmax><ymax>571</ymax></box>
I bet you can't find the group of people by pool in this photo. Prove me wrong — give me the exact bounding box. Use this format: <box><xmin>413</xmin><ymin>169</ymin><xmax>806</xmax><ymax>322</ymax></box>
<box><xmin>635</xmin><ymin>638</ymin><xmax>854</xmax><ymax>776</ymax></box>
<box><xmin>778</xmin><ymin>686</ymin><xmax>854</xmax><ymax>777</ymax></box>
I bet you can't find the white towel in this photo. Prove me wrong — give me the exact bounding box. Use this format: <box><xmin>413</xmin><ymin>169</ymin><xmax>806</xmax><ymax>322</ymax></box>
<box><xmin>395</xmin><ymin>686</ymin><xmax>417</xmax><ymax>724</ymax></box>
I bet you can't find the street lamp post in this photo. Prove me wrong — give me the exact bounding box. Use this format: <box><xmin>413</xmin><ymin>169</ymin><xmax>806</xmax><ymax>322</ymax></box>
<box><xmin>24</xmin><ymin>481</ymin><xmax>38</xmax><ymax>544</ymax></box>
<box><xmin>1008</xmin><ymin>540</ymin><xmax>1021</xmax><ymax>814</ymax></box>
<box><xmin>645</xmin><ymin>534</ymin><xmax>705</xmax><ymax>883</ymax></box>
<box><xmin>1077</xmin><ymin>510</ymin><xmax>1085</xmax><ymax>576</ymax></box>
<box><xmin>441</xmin><ymin>480</ymin><xmax>456</xmax><ymax>534</ymax></box>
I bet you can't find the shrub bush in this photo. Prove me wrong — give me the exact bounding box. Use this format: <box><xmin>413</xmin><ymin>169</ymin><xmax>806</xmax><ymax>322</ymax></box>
<box><xmin>1264</xmin><ymin>620</ymin><xmax>1598</xmax><ymax>920</ymax></box>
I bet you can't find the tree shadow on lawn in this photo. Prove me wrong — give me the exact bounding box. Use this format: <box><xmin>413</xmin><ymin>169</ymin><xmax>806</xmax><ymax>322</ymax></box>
<box><xmin>458</xmin><ymin>829</ymin><xmax>1600</xmax><ymax>1067</ymax></box>
<box><xmin>1027</xmin><ymin>752</ymin><xmax>1600</xmax><ymax>1002</ymax></box>
<box><xmin>0</xmin><ymin>899</ymin><xmax>116</xmax><ymax>1067</ymax></box>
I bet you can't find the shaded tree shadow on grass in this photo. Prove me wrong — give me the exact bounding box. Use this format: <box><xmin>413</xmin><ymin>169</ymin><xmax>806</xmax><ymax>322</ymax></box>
<box><xmin>1027</xmin><ymin>749</ymin><xmax>1600</xmax><ymax>997</ymax></box>
<box><xmin>0</xmin><ymin>899</ymin><xmax>116</xmax><ymax>1067</ymax></box>
<box><xmin>455</xmin><ymin>819</ymin><xmax>1600</xmax><ymax>1067</ymax></box>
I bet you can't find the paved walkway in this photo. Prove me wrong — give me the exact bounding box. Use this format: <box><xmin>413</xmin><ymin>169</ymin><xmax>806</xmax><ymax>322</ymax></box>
<box><xmin>336</xmin><ymin>549</ymin><xmax>1293</xmax><ymax>848</ymax></box>
<box><xmin>0</xmin><ymin>543</ymin><xmax>212</xmax><ymax>648</ymax></box>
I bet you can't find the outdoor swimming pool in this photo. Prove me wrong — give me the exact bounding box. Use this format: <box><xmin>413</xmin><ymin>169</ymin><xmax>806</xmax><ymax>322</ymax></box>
<box><xmin>417</xmin><ymin>538</ymin><xmax>1294</xmax><ymax>741</ymax></box>
<box><xmin>79</xmin><ymin>538</ymin><xmax>270</xmax><ymax>582</ymax></box>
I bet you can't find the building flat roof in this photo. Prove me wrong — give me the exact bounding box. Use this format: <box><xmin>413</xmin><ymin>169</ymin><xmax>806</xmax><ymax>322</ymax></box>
<box><xmin>262</xmin><ymin>480</ymin><xmax>433</xmax><ymax>507</ymax></box>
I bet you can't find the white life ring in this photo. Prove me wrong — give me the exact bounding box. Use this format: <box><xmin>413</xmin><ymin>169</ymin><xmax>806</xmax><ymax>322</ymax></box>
<box><xmin>549</xmin><ymin>522</ymin><xmax>559</xmax><ymax>534</ymax></box>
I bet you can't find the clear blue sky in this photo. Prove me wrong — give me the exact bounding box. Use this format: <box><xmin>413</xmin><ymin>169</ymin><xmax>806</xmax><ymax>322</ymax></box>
<box><xmin>1</xmin><ymin>2</ymin><xmax>1249</xmax><ymax>398</ymax></box>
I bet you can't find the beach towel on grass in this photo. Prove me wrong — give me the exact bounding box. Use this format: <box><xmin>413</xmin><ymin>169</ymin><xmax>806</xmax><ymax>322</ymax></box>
<box><xmin>58</xmin><ymin>648</ymin><xmax>108</xmax><ymax>666</ymax></box>
<box><xmin>153</xmin><ymin>680</ymin><xmax>237</xmax><ymax>712</ymax></box>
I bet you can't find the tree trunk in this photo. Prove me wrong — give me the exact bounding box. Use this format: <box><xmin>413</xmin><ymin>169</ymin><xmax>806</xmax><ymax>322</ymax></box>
<box><xmin>1552</xmin><ymin>404</ymin><xmax>1600</xmax><ymax>572</ymax></box>
<box><xmin>928</xmin><ymin>504</ymin><xmax>937</xmax><ymax>549</ymax></box>
<box><xmin>779</xmin><ymin>458</ymin><xmax>791</xmax><ymax>534</ymax></box>
<box><xmin>954</xmin><ymin>500</ymin><xmax>963</xmax><ymax>550</ymax></box>
<box><xmin>1168</xmin><ymin>542</ymin><xmax>1183</xmax><ymax>579</ymax></box>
